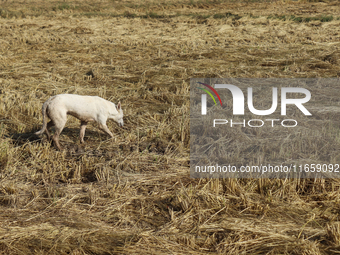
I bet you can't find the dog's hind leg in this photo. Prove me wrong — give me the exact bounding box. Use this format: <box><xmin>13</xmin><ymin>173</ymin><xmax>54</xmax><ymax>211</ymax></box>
<box><xmin>52</xmin><ymin>114</ymin><xmax>67</xmax><ymax>150</ymax></box>
<box><xmin>53</xmin><ymin>126</ymin><xmax>65</xmax><ymax>150</ymax></box>
<box><xmin>46</xmin><ymin>121</ymin><xmax>54</xmax><ymax>140</ymax></box>
<box><xmin>80</xmin><ymin>121</ymin><xmax>88</xmax><ymax>143</ymax></box>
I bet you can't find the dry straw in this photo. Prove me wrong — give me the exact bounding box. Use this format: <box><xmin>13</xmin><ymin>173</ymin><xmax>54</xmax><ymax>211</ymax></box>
<box><xmin>0</xmin><ymin>0</ymin><xmax>340</xmax><ymax>254</ymax></box>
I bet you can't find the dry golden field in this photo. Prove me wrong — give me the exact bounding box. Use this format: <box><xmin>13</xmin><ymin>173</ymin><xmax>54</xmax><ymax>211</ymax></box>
<box><xmin>1</xmin><ymin>0</ymin><xmax>340</xmax><ymax>254</ymax></box>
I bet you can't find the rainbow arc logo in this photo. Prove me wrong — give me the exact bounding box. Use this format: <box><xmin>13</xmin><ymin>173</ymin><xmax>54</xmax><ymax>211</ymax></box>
<box><xmin>196</xmin><ymin>82</ymin><xmax>222</xmax><ymax>106</ymax></box>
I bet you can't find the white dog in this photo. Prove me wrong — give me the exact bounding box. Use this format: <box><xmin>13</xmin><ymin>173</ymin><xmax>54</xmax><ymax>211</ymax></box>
<box><xmin>35</xmin><ymin>94</ymin><xmax>123</xmax><ymax>150</ymax></box>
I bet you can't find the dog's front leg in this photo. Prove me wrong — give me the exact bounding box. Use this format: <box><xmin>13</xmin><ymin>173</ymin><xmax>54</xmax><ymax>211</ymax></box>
<box><xmin>80</xmin><ymin>121</ymin><xmax>88</xmax><ymax>143</ymax></box>
<box><xmin>99</xmin><ymin>123</ymin><xmax>114</xmax><ymax>138</ymax></box>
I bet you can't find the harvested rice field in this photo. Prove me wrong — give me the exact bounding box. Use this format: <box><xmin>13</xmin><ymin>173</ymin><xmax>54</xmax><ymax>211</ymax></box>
<box><xmin>1</xmin><ymin>0</ymin><xmax>340</xmax><ymax>254</ymax></box>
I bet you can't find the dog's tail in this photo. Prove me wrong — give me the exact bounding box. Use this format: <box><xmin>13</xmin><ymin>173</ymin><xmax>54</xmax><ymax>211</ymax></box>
<box><xmin>35</xmin><ymin>97</ymin><xmax>53</xmax><ymax>135</ymax></box>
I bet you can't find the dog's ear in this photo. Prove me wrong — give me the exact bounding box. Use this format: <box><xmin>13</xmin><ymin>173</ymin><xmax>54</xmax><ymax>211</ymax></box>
<box><xmin>117</xmin><ymin>102</ymin><xmax>121</xmax><ymax>110</ymax></box>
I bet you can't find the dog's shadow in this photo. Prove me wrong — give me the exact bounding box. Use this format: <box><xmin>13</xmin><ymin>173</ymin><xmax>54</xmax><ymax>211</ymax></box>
<box><xmin>6</xmin><ymin>128</ymin><xmax>107</xmax><ymax>156</ymax></box>
<box><xmin>6</xmin><ymin>127</ymin><xmax>82</xmax><ymax>146</ymax></box>
<box><xmin>6</xmin><ymin>132</ymin><xmax>43</xmax><ymax>146</ymax></box>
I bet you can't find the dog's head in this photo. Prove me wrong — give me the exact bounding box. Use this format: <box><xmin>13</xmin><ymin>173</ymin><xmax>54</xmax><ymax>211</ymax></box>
<box><xmin>115</xmin><ymin>102</ymin><xmax>124</xmax><ymax>127</ymax></box>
